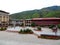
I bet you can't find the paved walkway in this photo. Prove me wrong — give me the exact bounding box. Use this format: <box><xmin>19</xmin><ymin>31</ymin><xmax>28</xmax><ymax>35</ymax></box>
<box><xmin>33</xmin><ymin>27</ymin><xmax>60</xmax><ymax>36</ymax></box>
<box><xmin>0</xmin><ymin>31</ymin><xmax>60</xmax><ymax>45</ymax></box>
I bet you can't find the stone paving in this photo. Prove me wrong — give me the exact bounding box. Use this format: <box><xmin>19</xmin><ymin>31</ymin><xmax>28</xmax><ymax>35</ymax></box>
<box><xmin>33</xmin><ymin>27</ymin><xmax>60</xmax><ymax>36</ymax></box>
<box><xmin>0</xmin><ymin>31</ymin><xmax>60</xmax><ymax>45</ymax></box>
<box><xmin>6</xmin><ymin>27</ymin><xmax>60</xmax><ymax>45</ymax></box>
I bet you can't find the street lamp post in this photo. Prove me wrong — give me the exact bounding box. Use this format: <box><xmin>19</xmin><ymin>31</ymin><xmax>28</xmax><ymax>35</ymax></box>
<box><xmin>53</xmin><ymin>25</ymin><xmax>58</xmax><ymax>36</ymax></box>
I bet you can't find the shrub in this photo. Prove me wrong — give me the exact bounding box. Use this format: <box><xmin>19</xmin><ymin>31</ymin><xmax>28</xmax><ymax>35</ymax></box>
<box><xmin>26</xmin><ymin>29</ymin><xmax>33</xmax><ymax>33</ymax></box>
<box><xmin>57</xmin><ymin>24</ymin><xmax>60</xmax><ymax>29</ymax></box>
<box><xmin>37</xmin><ymin>26</ymin><xmax>41</xmax><ymax>31</ymax></box>
<box><xmin>31</xmin><ymin>22</ymin><xmax>36</xmax><ymax>27</ymax></box>
<box><xmin>19</xmin><ymin>29</ymin><xmax>22</xmax><ymax>33</ymax></box>
<box><xmin>49</xmin><ymin>25</ymin><xmax>55</xmax><ymax>29</ymax></box>
<box><xmin>19</xmin><ymin>29</ymin><xmax>33</xmax><ymax>34</ymax></box>
<box><xmin>0</xmin><ymin>27</ymin><xmax>7</xmax><ymax>31</ymax></box>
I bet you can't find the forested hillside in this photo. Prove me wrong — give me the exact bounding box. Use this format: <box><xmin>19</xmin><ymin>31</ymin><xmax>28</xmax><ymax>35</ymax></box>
<box><xmin>10</xmin><ymin>6</ymin><xmax>60</xmax><ymax>19</ymax></box>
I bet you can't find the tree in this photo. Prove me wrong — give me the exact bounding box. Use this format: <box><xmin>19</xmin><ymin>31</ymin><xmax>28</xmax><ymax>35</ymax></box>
<box><xmin>44</xmin><ymin>11</ymin><xmax>60</xmax><ymax>18</ymax></box>
<box><xmin>32</xmin><ymin>13</ymin><xmax>40</xmax><ymax>18</ymax></box>
<box><xmin>31</xmin><ymin>22</ymin><xmax>36</xmax><ymax>27</ymax></box>
<box><xmin>21</xmin><ymin>23</ymin><xmax>24</xmax><ymax>26</ymax></box>
<box><xmin>57</xmin><ymin>24</ymin><xmax>60</xmax><ymax>29</ymax></box>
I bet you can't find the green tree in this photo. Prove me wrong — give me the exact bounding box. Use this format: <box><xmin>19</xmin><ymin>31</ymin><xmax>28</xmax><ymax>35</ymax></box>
<box><xmin>32</xmin><ymin>13</ymin><xmax>40</xmax><ymax>18</ymax></box>
<box><xmin>21</xmin><ymin>23</ymin><xmax>24</xmax><ymax>26</ymax></box>
<box><xmin>57</xmin><ymin>24</ymin><xmax>60</xmax><ymax>29</ymax></box>
<box><xmin>31</xmin><ymin>22</ymin><xmax>36</xmax><ymax>27</ymax></box>
<box><xmin>44</xmin><ymin>11</ymin><xmax>60</xmax><ymax>18</ymax></box>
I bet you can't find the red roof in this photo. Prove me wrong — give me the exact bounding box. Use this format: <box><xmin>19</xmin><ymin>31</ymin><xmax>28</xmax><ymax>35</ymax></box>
<box><xmin>32</xmin><ymin>18</ymin><xmax>60</xmax><ymax>20</ymax></box>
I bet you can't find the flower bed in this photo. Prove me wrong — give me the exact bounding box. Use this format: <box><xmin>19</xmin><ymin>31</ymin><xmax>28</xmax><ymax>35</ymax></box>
<box><xmin>38</xmin><ymin>34</ymin><xmax>60</xmax><ymax>40</ymax></box>
<box><xmin>19</xmin><ymin>29</ymin><xmax>33</xmax><ymax>34</ymax></box>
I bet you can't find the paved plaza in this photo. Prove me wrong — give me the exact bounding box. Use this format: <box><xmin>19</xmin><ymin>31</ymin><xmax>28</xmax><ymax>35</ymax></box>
<box><xmin>0</xmin><ymin>31</ymin><xmax>60</xmax><ymax>45</ymax></box>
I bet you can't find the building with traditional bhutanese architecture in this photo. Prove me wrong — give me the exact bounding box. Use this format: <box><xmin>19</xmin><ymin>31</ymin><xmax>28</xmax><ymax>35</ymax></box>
<box><xmin>10</xmin><ymin>18</ymin><xmax>60</xmax><ymax>27</ymax></box>
<box><xmin>9</xmin><ymin>19</ymin><xmax>23</xmax><ymax>26</ymax></box>
<box><xmin>9</xmin><ymin>19</ymin><xmax>32</xmax><ymax>27</ymax></box>
<box><xmin>25</xmin><ymin>19</ymin><xmax>32</xmax><ymax>26</ymax></box>
<box><xmin>0</xmin><ymin>10</ymin><xmax>9</xmax><ymax>27</ymax></box>
<box><xmin>32</xmin><ymin>18</ymin><xmax>60</xmax><ymax>26</ymax></box>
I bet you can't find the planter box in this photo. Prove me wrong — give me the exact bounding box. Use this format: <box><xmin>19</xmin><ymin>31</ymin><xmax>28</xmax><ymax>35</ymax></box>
<box><xmin>38</xmin><ymin>34</ymin><xmax>60</xmax><ymax>40</ymax></box>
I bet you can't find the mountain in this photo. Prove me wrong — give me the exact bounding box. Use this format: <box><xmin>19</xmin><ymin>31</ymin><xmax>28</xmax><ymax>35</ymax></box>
<box><xmin>41</xmin><ymin>6</ymin><xmax>60</xmax><ymax>11</ymax></box>
<box><xmin>10</xmin><ymin>10</ymin><xmax>40</xmax><ymax>19</ymax></box>
<box><xmin>10</xmin><ymin>6</ymin><xmax>60</xmax><ymax>19</ymax></box>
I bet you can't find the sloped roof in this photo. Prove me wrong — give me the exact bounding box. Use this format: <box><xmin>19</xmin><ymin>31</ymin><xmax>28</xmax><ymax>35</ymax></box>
<box><xmin>32</xmin><ymin>18</ymin><xmax>60</xmax><ymax>20</ymax></box>
<box><xmin>0</xmin><ymin>10</ymin><xmax>9</xmax><ymax>14</ymax></box>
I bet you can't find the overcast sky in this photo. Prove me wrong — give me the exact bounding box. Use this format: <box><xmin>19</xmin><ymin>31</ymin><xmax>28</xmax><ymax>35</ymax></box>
<box><xmin>0</xmin><ymin>0</ymin><xmax>60</xmax><ymax>14</ymax></box>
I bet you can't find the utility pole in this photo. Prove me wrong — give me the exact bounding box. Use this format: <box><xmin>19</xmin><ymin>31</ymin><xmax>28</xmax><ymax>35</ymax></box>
<box><xmin>23</xmin><ymin>19</ymin><xmax>25</xmax><ymax>27</ymax></box>
<box><xmin>12</xmin><ymin>21</ymin><xmax>16</xmax><ymax>28</ymax></box>
<box><xmin>23</xmin><ymin>17</ymin><xmax>26</xmax><ymax>28</ymax></box>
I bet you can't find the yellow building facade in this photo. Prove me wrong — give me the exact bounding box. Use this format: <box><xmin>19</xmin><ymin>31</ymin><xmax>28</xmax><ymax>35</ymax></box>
<box><xmin>0</xmin><ymin>10</ymin><xmax>9</xmax><ymax>27</ymax></box>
